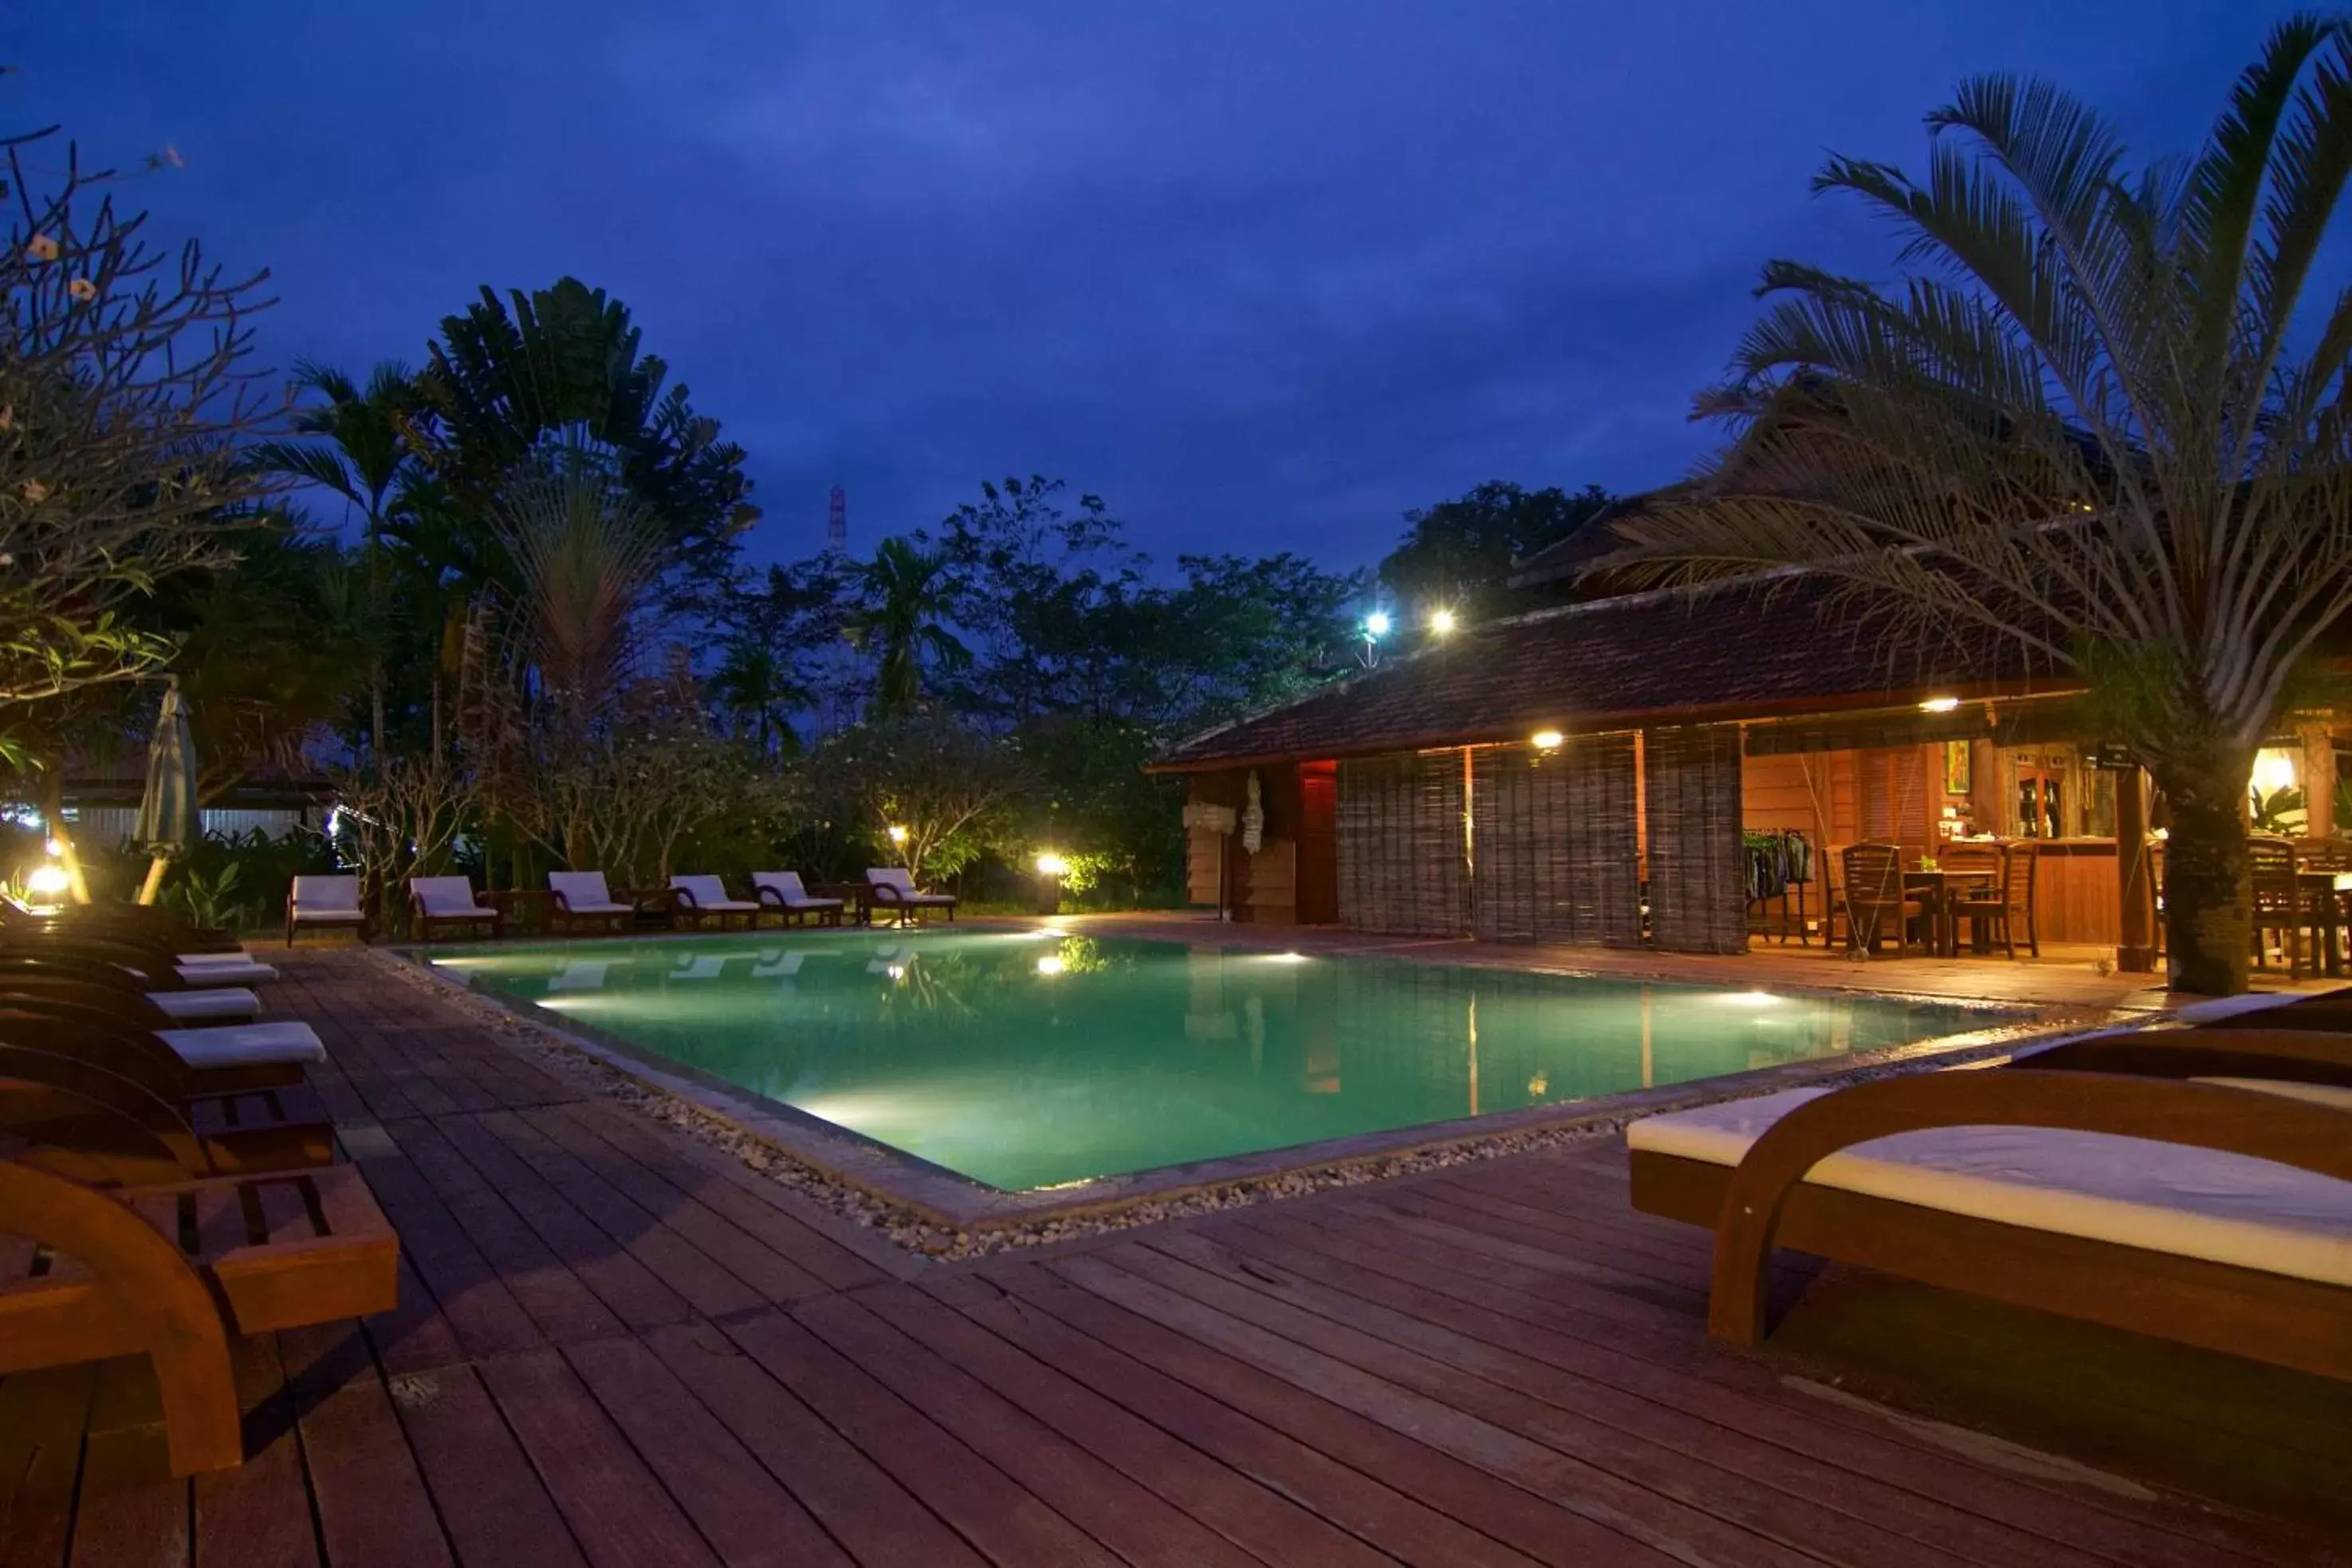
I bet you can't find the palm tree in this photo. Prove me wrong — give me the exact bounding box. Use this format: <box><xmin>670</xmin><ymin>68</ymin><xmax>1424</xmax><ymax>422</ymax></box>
<box><xmin>251</xmin><ymin>360</ymin><xmax>419</xmax><ymax>754</ymax></box>
<box><xmin>849</xmin><ymin>536</ymin><xmax>969</xmax><ymax>715</ymax></box>
<box><xmin>709</xmin><ymin>636</ymin><xmax>807</xmax><ymax>757</ymax></box>
<box><xmin>1599</xmin><ymin>16</ymin><xmax>2352</xmax><ymax>994</ymax></box>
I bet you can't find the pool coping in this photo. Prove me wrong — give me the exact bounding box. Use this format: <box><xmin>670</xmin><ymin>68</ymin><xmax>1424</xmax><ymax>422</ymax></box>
<box><xmin>386</xmin><ymin>925</ymin><xmax>2130</xmax><ymax>1234</ymax></box>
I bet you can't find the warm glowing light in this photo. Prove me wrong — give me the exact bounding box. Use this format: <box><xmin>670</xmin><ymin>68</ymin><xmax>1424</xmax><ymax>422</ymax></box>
<box><xmin>25</xmin><ymin>865</ymin><xmax>69</xmax><ymax>898</ymax></box>
<box><xmin>2251</xmin><ymin>749</ymin><xmax>2299</xmax><ymax>796</ymax></box>
<box><xmin>1035</xmin><ymin>954</ymin><xmax>1066</xmax><ymax>976</ymax></box>
<box><xmin>42</xmin><ymin>838</ymin><xmax>62</xmax><ymax>859</ymax></box>
<box><xmin>1919</xmin><ymin>696</ymin><xmax>1961</xmax><ymax>714</ymax></box>
<box><xmin>1363</xmin><ymin>611</ymin><xmax>1392</xmax><ymax>638</ymax></box>
<box><xmin>1264</xmin><ymin>951</ymin><xmax>1308</xmax><ymax>964</ymax></box>
<box><xmin>886</xmin><ymin>963</ymin><xmax>907</xmax><ymax>980</ymax></box>
<box><xmin>1530</xmin><ymin>729</ymin><xmax>1564</xmax><ymax>751</ymax></box>
<box><xmin>1429</xmin><ymin>608</ymin><xmax>1457</xmax><ymax>635</ymax></box>
<box><xmin>886</xmin><ymin>824</ymin><xmax>909</xmax><ymax>844</ymax></box>
<box><xmin>1035</xmin><ymin>852</ymin><xmax>1070</xmax><ymax>877</ymax></box>
<box><xmin>1718</xmin><ymin>989</ymin><xmax>1783</xmax><ymax>1007</ymax></box>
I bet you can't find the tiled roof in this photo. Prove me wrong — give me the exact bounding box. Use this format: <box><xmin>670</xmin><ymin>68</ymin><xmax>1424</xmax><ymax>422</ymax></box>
<box><xmin>1154</xmin><ymin>573</ymin><xmax>2073</xmax><ymax>769</ymax></box>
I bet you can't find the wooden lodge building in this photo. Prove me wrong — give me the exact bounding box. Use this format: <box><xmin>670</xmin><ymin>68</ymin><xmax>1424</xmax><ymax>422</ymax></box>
<box><xmin>1151</xmin><ymin>525</ymin><xmax>2346</xmax><ymax>971</ymax></box>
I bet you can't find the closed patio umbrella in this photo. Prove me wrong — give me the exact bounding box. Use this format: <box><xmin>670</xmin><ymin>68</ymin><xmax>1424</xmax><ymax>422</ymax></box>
<box><xmin>133</xmin><ymin>677</ymin><xmax>199</xmax><ymax>905</ymax></box>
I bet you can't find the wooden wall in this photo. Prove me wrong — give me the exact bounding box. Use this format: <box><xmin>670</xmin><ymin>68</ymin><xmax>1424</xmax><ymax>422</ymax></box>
<box><xmin>1337</xmin><ymin>752</ymin><xmax>1469</xmax><ymax>937</ymax></box>
<box><xmin>1470</xmin><ymin>737</ymin><xmax>1642</xmax><ymax>945</ymax></box>
<box><xmin>1646</xmin><ymin>725</ymin><xmax>1748</xmax><ymax>953</ymax></box>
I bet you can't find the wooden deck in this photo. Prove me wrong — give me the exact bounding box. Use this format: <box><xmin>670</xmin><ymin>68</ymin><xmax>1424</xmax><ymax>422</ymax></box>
<box><xmin>5</xmin><ymin>946</ymin><xmax>2345</xmax><ymax>1566</ymax></box>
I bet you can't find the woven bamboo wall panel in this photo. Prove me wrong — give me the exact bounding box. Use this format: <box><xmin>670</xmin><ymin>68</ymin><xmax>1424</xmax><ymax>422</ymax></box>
<box><xmin>1337</xmin><ymin>753</ymin><xmax>1468</xmax><ymax>935</ymax></box>
<box><xmin>1471</xmin><ymin>737</ymin><xmax>1641</xmax><ymax>945</ymax></box>
<box><xmin>1645</xmin><ymin>725</ymin><xmax>1748</xmax><ymax>953</ymax></box>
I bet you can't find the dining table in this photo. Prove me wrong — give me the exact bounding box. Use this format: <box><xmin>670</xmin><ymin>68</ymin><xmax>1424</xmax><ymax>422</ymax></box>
<box><xmin>2299</xmin><ymin>867</ymin><xmax>2352</xmax><ymax>978</ymax></box>
<box><xmin>1902</xmin><ymin>866</ymin><xmax>1999</xmax><ymax>959</ymax></box>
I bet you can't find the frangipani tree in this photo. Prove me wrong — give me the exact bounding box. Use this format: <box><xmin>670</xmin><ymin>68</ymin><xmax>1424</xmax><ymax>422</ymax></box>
<box><xmin>1599</xmin><ymin>16</ymin><xmax>2352</xmax><ymax>993</ymax></box>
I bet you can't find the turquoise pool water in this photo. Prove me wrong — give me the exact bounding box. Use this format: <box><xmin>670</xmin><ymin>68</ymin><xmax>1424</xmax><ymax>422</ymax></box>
<box><xmin>429</xmin><ymin>929</ymin><xmax>1988</xmax><ymax>1192</ymax></box>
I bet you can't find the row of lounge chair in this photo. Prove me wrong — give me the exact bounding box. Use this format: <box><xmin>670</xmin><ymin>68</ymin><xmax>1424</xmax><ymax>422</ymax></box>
<box><xmin>289</xmin><ymin>866</ymin><xmax>958</xmax><ymax>943</ymax></box>
<box><xmin>1627</xmin><ymin>990</ymin><xmax>2352</xmax><ymax>1381</ymax></box>
<box><xmin>0</xmin><ymin>898</ymin><xmax>400</xmax><ymax>1476</ymax></box>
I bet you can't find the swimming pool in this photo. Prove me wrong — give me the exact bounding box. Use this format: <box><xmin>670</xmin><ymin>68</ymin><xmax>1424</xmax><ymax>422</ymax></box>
<box><xmin>427</xmin><ymin>929</ymin><xmax>1989</xmax><ymax>1193</ymax></box>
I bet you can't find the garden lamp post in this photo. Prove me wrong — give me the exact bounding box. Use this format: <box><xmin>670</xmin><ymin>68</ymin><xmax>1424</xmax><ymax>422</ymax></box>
<box><xmin>1035</xmin><ymin>852</ymin><xmax>1068</xmax><ymax>915</ymax></box>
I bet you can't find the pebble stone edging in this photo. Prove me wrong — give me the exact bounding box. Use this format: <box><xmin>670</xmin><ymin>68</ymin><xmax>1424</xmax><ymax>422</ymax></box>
<box><xmin>359</xmin><ymin>946</ymin><xmax>2094</xmax><ymax>1262</ymax></box>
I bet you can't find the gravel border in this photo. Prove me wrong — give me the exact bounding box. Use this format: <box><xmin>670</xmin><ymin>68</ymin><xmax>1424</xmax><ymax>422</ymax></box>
<box><xmin>359</xmin><ymin>945</ymin><xmax>2115</xmax><ymax>1263</ymax></box>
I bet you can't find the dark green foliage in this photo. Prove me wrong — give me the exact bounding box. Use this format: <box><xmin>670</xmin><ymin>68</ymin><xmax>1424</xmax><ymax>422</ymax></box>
<box><xmin>1378</xmin><ymin>481</ymin><xmax>1612</xmax><ymax>623</ymax></box>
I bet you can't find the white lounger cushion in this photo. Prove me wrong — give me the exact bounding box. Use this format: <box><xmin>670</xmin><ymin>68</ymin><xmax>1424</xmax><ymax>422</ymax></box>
<box><xmin>1628</xmin><ymin>1083</ymin><xmax>2352</xmax><ymax>1287</ymax></box>
<box><xmin>157</xmin><ymin>1020</ymin><xmax>326</xmax><ymax>1068</ymax></box>
<box><xmin>148</xmin><ymin>988</ymin><xmax>261</xmax><ymax>1021</ymax></box>
<box><xmin>178</xmin><ymin>949</ymin><xmax>262</xmax><ymax>968</ymax></box>
<box><xmin>175</xmin><ymin>958</ymin><xmax>279</xmax><ymax>987</ymax></box>
<box><xmin>866</xmin><ymin>868</ymin><xmax>954</xmax><ymax>904</ymax></box>
<box><xmin>670</xmin><ymin>875</ymin><xmax>758</xmax><ymax>912</ymax></box>
<box><xmin>411</xmin><ymin>876</ymin><xmax>495</xmax><ymax>917</ymax></box>
<box><xmin>289</xmin><ymin>874</ymin><xmax>364</xmax><ymax>920</ymax></box>
<box><xmin>549</xmin><ymin>872</ymin><xmax>631</xmax><ymax>914</ymax></box>
<box><xmin>751</xmin><ymin>872</ymin><xmax>841</xmax><ymax>909</ymax></box>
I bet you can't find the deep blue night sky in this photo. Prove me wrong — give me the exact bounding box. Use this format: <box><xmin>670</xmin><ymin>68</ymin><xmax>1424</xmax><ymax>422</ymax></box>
<box><xmin>11</xmin><ymin>2</ymin><xmax>2314</xmax><ymax>571</ymax></box>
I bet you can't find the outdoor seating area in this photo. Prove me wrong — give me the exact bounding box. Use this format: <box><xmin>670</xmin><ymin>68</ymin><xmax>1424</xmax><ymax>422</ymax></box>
<box><xmin>1627</xmin><ymin>991</ymin><xmax>2352</xmax><ymax>1380</ymax></box>
<box><xmin>0</xmin><ymin>902</ymin><xmax>402</xmax><ymax>1479</ymax></box>
<box><xmin>272</xmin><ymin>867</ymin><xmax>962</xmax><ymax>944</ymax></box>
<box><xmin>2</xmin><ymin>941</ymin><xmax>2343</xmax><ymax>1561</ymax></box>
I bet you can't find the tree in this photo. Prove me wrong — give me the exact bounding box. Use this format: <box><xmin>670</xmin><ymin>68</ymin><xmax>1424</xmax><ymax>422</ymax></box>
<box><xmin>0</xmin><ymin>124</ymin><xmax>277</xmax><ymax>722</ymax></box>
<box><xmin>167</xmin><ymin>517</ymin><xmax>368</xmax><ymax>803</ymax></box>
<box><xmin>816</xmin><ymin>710</ymin><xmax>1029</xmax><ymax>884</ymax></box>
<box><xmin>1595</xmin><ymin>16</ymin><xmax>2352</xmax><ymax>993</ymax></box>
<box><xmin>250</xmin><ymin>360</ymin><xmax>418</xmax><ymax>753</ymax></box>
<box><xmin>1378</xmin><ymin>481</ymin><xmax>1612</xmax><ymax>623</ymax></box>
<box><xmin>848</xmin><ymin>536</ymin><xmax>967</xmax><ymax>716</ymax></box>
<box><xmin>417</xmin><ymin>277</ymin><xmax>757</xmax><ymax>605</ymax></box>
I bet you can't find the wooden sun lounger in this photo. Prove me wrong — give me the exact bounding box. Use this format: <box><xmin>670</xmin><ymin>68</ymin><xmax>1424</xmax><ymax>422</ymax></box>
<box><xmin>1627</xmin><ymin>1066</ymin><xmax>2352</xmax><ymax>1381</ymax></box>
<box><xmin>0</xmin><ymin>1000</ymin><xmax>307</xmax><ymax>1097</ymax></box>
<box><xmin>0</xmin><ymin>1045</ymin><xmax>334</xmax><ymax>1178</ymax></box>
<box><xmin>0</xmin><ymin>1153</ymin><xmax>398</xmax><ymax>1475</ymax></box>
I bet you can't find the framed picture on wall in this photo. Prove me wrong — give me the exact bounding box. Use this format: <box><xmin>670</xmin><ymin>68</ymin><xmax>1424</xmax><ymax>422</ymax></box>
<box><xmin>1942</xmin><ymin>740</ymin><xmax>1972</xmax><ymax>796</ymax></box>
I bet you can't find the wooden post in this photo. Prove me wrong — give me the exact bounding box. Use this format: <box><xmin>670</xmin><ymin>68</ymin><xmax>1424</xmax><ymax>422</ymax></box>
<box><xmin>2117</xmin><ymin>764</ymin><xmax>2156</xmax><ymax>973</ymax></box>
<box><xmin>2300</xmin><ymin>721</ymin><xmax>2336</xmax><ymax>838</ymax></box>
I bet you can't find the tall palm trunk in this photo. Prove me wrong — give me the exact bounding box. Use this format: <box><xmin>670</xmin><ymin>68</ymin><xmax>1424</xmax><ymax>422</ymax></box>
<box><xmin>2150</xmin><ymin>743</ymin><xmax>2254</xmax><ymax>995</ymax></box>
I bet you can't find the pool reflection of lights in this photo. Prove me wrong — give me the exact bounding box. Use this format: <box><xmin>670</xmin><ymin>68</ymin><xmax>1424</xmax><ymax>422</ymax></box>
<box><xmin>886</xmin><ymin>964</ymin><xmax>907</xmax><ymax>980</ymax></box>
<box><xmin>1035</xmin><ymin>954</ymin><xmax>1066</xmax><ymax>976</ymax></box>
<box><xmin>1719</xmin><ymin>990</ymin><xmax>1783</xmax><ymax>1007</ymax></box>
<box><xmin>1264</xmin><ymin>952</ymin><xmax>1308</xmax><ymax>964</ymax></box>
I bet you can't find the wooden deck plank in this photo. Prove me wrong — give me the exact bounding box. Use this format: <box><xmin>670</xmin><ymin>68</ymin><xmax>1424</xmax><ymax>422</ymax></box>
<box><xmin>192</xmin><ymin>1337</ymin><xmax>318</xmax><ymax>1568</ymax></box>
<box><xmin>959</xmin><ymin>1269</ymin><xmax>1674</xmax><ymax>1561</ymax></box>
<box><xmin>561</xmin><ymin>1334</ymin><xmax>852</xmax><ymax>1568</ymax></box>
<box><xmin>1154</xmin><ymin>1223</ymin><xmax>2130</xmax><ymax>1568</ymax></box>
<box><xmin>464</xmin><ymin>1110</ymin><xmax>769</xmax><ymax>1319</ymax></box>
<box><xmin>913</xmin><ymin>1271</ymin><xmax>1599</xmax><ymax>1568</ymax></box>
<box><xmin>277</xmin><ymin>1322</ymin><xmax>455</xmax><ymax>1568</ymax></box>
<box><xmin>336</xmin><ymin>1145</ymin><xmax>546</xmax><ymax>1358</ymax></box>
<box><xmin>475</xmin><ymin>1347</ymin><xmax>723</xmax><ymax>1568</ymax></box>
<box><xmin>717</xmin><ymin>1306</ymin><xmax>1120</xmax><ymax>1567</ymax></box>
<box><xmin>0</xmin><ymin>1364</ymin><xmax>95</xmax><ymax>1568</ymax></box>
<box><xmin>378</xmin><ymin>1119</ymin><xmax>626</xmax><ymax>1344</ymax></box>
<box><xmin>384</xmin><ymin>1363</ymin><xmax>588</xmax><ymax>1568</ymax></box>
<box><xmin>553</xmin><ymin>1099</ymin><xmax>894</xmax><ymax>1291</ymax></box>
<box><xmin>794</xmin><ymin>1291</ymin><xmax>1276</xmax><ymax>1568</ymax></box>
<box><xmin>423</xmin><ymin>1114</ymin><xmax>698</xmax><ymax>1333</ymax></box>
<box><xmin>511</xmin><ymin>1105</ymin><xmax>831</xmax><ymax>1303</ymax></box>
<box><xmin>1225</xmin><ymin>1206</ymin><xmax>2303</xmax><ymax>1568</ymax></box>
<box><xmin>643</xmin><ymin>1318</ymin><xmax>987</xmax><ymax>1568</ymax></box>
<box><xmin>1047</xmin><ymin>1248</ymin><xmax>1837</xmax><ymax>1568</ymax></box>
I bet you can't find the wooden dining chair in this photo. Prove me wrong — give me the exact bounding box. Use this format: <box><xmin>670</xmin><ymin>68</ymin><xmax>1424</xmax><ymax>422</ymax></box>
<box><xmin>1836</xmin><ymin>843</ymin><xmax>1923</xmax><ymax>955</ymax></box>
<box><xmin>1955</xmin><ymin>839</ymin><xmax>2039</xmax><ymax>959</ymax></box>
<box><xmin>2248</xmin><ymin>835</ymin><xmax>2305</xmax><ymax>976</ymax></box>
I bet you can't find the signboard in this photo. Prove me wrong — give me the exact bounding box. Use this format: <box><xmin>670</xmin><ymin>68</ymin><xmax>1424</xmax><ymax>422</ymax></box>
<box><xmin>2085</xmin><ymin>742</ymin><xmax>2137</xmax><ymax>771</ymax></box>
